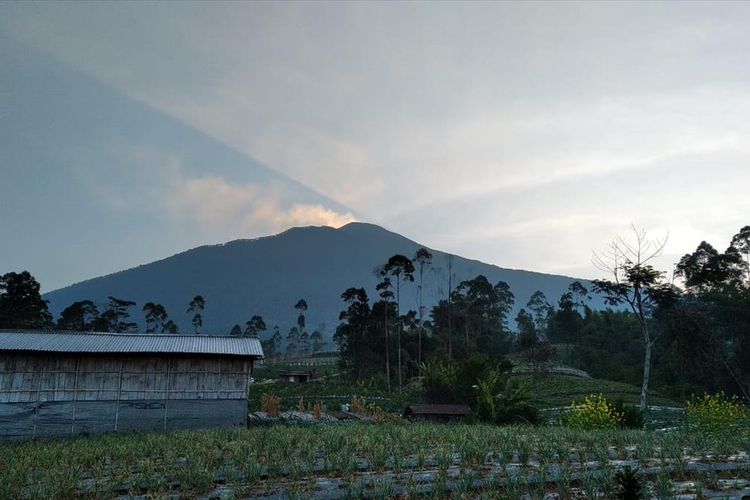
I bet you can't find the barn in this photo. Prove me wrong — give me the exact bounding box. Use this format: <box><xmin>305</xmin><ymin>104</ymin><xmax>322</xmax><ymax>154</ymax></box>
<box><xmin>0</xmin><ymin>331</ymin><xmax>264</xmax><ymax>440</ymax></box>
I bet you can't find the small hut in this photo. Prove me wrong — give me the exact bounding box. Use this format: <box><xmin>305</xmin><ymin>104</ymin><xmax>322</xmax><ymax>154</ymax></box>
<box><xmin>0</xmin><ymin>331</ymin><xmax>264</xmax><ymax>440</ymax></box>
<box><xmin>403</xmin><ymin>404</ymin><xmax>471</xmax><ymax>423</ymax></box>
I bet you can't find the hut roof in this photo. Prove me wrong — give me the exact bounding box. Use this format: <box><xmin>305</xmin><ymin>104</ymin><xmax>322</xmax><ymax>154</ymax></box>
<box><xmin>404</xmin><ymin>404</ymin><xmax>471</xmax><ymax>416</ymax></box>
<box><xmin>0</xmin><ymin>331</ymin><xmax>264</xmax><ymax>358</ymax></box>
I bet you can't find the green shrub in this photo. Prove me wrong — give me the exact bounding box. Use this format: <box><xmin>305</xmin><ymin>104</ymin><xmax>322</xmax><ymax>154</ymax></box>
<box><xmin>613</xmin><ymin>399</ymin><xmax>645</xmax><ymax>429</ymax></box>
<box><xmin>421</xmin><ymin>356</ymin><xmax>512</xmax><ymax>406</ymax></box>
<box><xmin>562</xmin><ymin>394</ymin><xmax>623</xmax><ymax>430</ymax></box>
<box><xmin>475</xmin><ymin>371</ymin><xmax>540</xmax><ymax>425</ymax></box>
<box><xmin>420</xmin><ymin>360</ymin><xmax>459</xmax><ymax>404</ymax></box>
<box><xmin>685</xmin><ymin>392</ymin><xmax>750</xmax><ymax>436</ymax></box>
<box><xmin>613</xmin><ymin>466</ymin><xmax>644</xmax><ymax>500</ymax></box>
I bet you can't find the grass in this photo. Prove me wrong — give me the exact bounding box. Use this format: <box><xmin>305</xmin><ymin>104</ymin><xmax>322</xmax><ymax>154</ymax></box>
<box><xmin>515</xmin><ymin>373</ymin><xmax>680</xmax><ymax>408</ymax></box>
<box><xmin>249</xmin><ymin>377</ymin><xmax>424</xmax><ymax>413</ymax></box>
<box><xmin>2</xmin><ymin>422</ymin><xmax>748</xmax><ymax>498</ymax></box>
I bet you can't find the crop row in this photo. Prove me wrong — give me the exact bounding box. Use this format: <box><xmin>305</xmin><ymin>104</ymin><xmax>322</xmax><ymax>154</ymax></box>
<box><xmin>1</xmin><ymin>423</ymin><xmax>749</xmax><ymax>498</ymax></box>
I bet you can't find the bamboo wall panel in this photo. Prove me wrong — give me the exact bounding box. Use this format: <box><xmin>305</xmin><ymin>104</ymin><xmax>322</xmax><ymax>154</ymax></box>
<box><xmin>0</xmin><ymin>352</ymin><xmax>252</xmax><ymax>439</ymax></box>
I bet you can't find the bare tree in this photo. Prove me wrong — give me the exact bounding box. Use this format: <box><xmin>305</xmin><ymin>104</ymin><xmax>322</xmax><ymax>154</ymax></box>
<box><xmin>592</xmin><ymin>225</ymin><xmax>675</xmax><ymax>411</ymax></box>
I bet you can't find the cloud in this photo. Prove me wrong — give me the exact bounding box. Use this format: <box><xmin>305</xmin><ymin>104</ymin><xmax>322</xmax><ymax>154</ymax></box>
<box><xmin>69</xmin><ymin>139</ymin><xmax>357</xmax><ymax>240</ymax></box>
<box><xmin>4</xmin><ymin>2</ymin><xmax>750</xmax><ymax>280</ymax></box>
<box><xmin>166</xmin><ymin>176</ymin><xmax>357</xmax><ymax>234</ymax></box>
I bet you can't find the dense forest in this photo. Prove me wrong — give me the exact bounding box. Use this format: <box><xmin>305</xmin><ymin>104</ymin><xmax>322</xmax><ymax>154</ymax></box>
<box><xmin>332</xmin><ymin>225</ymin><xmax>750</xmax><ymax>406</ymax></box>
<box><xmin>2</xmin><ymin>226</ymin><xmax>749</xmax><ymax>407</ymax></box>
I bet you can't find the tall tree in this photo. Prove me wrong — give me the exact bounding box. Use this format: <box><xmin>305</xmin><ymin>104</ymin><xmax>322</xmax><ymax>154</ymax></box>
<box><xmin>0</xmin><ymin>271</ymin><xmax>53</xmax><ymax>329</ymax></box>
<box><xmin>271</xmin><ymin>325</ymin><xmax>282</xmax><ymax>358</ymax></box>
<box><xmin>294</xmin><ymin>299</ymin><xmax>308</xmax><ymax>340</ymax></box>
<box><xmin>286</xmin><ymin>326</ymin><xmax>300</xmax><ymax>357</ymax></box>
<box><xmin>382</xmin><ymin>254</ymin><xmax>415</xmax><ymax>391</ymax></box>
<box><xmin>675</xmin><ymin>241</ymin><xmax>746</xmax><ymax>294</ymax></box>
<box><xmin>261</xmin><ymin>326</ymin><xmax>280</xmax><ymax>359</ymax></box>
<box><xmin>375</xmin><ymin>274</ymin><xmax>394</xmax><ymax>391</ymax></box>
<box><xmin>731</xmin><ymin>225</ymin><xmax>750</xmax><ymax>285</ymax></box>
<box><xmin>229</xmin><ymin>324</ymin><xmax>242</xmax><ymax>336</ymax></box>
<box><xmin>515</xmin><ymin>308</ymin><xmax>538</xmax><ymax>351</ymax></box>
<box><xmin>57</xmin><ymin>300</ymin><xmax>99</xmax><ymax>331</ymax></box>
<box><xmin>593</xmin><ymin>226</ymin><xmax>676</xmax><ymax>411</ymax></box>
<box><xmin>162</xmin><ymin>320</ymin><xmax>179</xmax><ymax>334</ymax></box>
<box><xmin>526</xmin><ymin>291</ymin><xmax>553</xmax><ymax>339</ymax></box>
<box><xmin>99</xmin><ymin>296</ymin><xmax>137</xmax><ymax>333</ymax></box>
<box><xmin>187</xmin><ymin>295</ymin><xmax>205</xmax><ymax>334</ymax></box>
<box><xmin>310</xmin><ymin>325</ymin><xmax>325</xmax><ymax>354</ymax></box>
<box><xmin>334</xmin><ymin>287</ymin><xmax>373</xmax><ymax>381</ymax></box>
<box><xmin>413</xmin><ymin>248</ymin><xmax>433</xmax><ymax>365</ymax></box>
<box><xmin>244</xmin><ymin>315</ymin><xmax>267</xmax><ymax>338</ymax></box>
<box><xmin>142</xmin><ymin>302</ymin><xmax>168</xmax><ymax>333</ymax></box>
<box><xmin>455</xmin><ymin>275</ymin><xmax>514</xmax><ymax>342</ymax></box>
<box><xmin>567</xmin><ymin>281</ymin><xmax>591</xmax><ymax>313</ymax></box>
<box><xmin>299</xmin><ymin>330</ymin><xmax>310</xmax><ymax>355</ymax></box>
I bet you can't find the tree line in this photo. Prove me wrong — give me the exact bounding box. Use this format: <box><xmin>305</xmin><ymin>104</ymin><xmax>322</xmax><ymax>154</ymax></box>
<box><xmin>334</xmin><ymin>226</ymin><xmax>750</xmax><ymax>407</ymax></box>
<box><xmin>3</xmin><ymin>225</ymin><xmax>749</xmax><ymax>405</ymax></box>
<box><xmin>0</xmin><ymin>282</ymin><xmax>204</xmax><ymax>335</ymax></box>
<box><xmin>0</xmin><ymin>275</ymin><xmax>327</xmax><ymax>355</ymax></box>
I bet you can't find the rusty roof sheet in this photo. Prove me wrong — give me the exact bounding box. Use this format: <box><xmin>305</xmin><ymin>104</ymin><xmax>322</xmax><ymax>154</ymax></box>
<box><xmin>404</xmin><ymin>404</ymin><xmax>471</xmax><ymax>415</ymax></box>
<box><xmin>0</xmin><ymin>330</ymin><xmax>264</xmax><ymax>358</ymax></box>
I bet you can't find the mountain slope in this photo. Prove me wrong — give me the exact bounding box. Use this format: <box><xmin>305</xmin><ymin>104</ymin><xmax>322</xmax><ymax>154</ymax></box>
<box><xmin>44</xmin><ymin>223</ymin><xmax>605</xmax><ymax>340</ymax></box>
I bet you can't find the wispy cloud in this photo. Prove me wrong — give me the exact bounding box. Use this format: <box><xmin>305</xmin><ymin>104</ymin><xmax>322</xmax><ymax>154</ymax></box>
<box><xmin>166</xmin><ymin>175</ymin><xmax>356</xmax><ymax>233</ymax></box>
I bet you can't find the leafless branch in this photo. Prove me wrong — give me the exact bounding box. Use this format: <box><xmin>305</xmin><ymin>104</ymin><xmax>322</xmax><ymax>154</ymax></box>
<box><xmin>592</xmin><ymin>225</ymin><xmax>668</xmax><ymax>280</ymax></box>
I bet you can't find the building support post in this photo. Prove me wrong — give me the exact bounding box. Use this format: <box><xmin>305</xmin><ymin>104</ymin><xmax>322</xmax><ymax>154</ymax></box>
<box><xmin>163</xmin><ymin>360</ymin><xmax>171</xmax><ymax>432</ymax></box>
<box><xmin>70</xmin><ymin>358</ymin><xmax>80</xmax><ymax>436</ymax></box>
<box><xmin>114</xmin><ymin>359</ymin><xmax>124</xmax><ymax>432</ymax></box>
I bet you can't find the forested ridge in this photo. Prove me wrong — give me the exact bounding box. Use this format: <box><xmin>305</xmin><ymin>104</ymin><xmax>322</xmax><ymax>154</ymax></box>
<box><xmin>2</xmin><ymin>225</ymin><xmax>749</xmax><ymax>406</ymax></box>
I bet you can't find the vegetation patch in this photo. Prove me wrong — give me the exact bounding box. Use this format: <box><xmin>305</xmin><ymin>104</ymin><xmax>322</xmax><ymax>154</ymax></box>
<box><xmin>562</xmin><ymin>394</ymin><xmax>623</xmax><ymax>430</ymax></box>
<box><xmin>1</xmin><ymin>423</ymin><xmax>749</xmax><ymax>498</ymax></box>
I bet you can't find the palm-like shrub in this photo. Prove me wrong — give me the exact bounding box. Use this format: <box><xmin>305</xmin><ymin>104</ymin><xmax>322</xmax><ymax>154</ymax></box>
<box><xmin>613</xmin><ymin>466</ymin><xmax>644</xmax><ymax>500</ymax></box>
<box><xmin>421</xmin><ymin>357</ymin><xmax>538</xmax><ymax>424</ymax></box>
<box><xmin>420</xmin><ymin>360</ymin><xmax>459</xmax><ymax>403</ymax></box>
<box><xmin>475</xmin><ymin>372</ymin><xmax>539</xmax><ymax>424</ymax></box>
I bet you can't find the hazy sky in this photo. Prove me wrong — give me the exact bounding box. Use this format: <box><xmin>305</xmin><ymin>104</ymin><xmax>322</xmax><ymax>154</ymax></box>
<box><xmin>2</xmin><ymin>1</ymin><xmax>750</xmax><ymax>291</ymax></box>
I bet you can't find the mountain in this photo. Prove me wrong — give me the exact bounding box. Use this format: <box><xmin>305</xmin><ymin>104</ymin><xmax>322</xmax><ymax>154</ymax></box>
<box><xmin>44</xmin><ymin>223</ymin><xmax>606</xmax><ymax>342</ymax></box>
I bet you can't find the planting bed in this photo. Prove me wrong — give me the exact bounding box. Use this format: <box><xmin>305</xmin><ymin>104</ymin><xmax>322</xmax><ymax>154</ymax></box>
<box><xmin>1</xmin><ymin>423</ymin><xmax>749</xmax><ymax>498</ymax></box>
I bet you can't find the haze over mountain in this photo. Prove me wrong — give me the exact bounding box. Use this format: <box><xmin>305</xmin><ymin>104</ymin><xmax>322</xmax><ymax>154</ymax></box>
<box><xmin>43</xmin><ymin>223</ymin><xmax>606</xmax><ymax>344</ymax></box>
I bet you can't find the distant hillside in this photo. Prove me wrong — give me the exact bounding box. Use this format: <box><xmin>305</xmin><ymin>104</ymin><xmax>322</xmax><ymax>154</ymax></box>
<box><xmin>44</xmin><ymin>223</ymin><xmax>607</xmax><ymax>343</ymax></box>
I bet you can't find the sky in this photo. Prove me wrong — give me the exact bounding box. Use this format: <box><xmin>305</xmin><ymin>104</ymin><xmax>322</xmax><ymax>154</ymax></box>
<box><xmin>2</xmin><ymin>1</ymin><xmax>750</xmax><ymax>292</ymax></box>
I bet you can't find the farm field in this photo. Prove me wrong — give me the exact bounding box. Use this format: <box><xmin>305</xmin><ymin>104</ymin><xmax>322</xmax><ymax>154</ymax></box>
<box><xmin>2</xmin><ymin>422</ymin><xmax>749</xmax><ymax>499</ymax></box>
<box><xmin>248</xmin><ymin>372</ymin><xmax>679</xmax><ymax>415</ymax></box>
<box><xmin>517</xmin><ymin>375</ymin><xmax>680</xmax><ymax>409</ymax></box>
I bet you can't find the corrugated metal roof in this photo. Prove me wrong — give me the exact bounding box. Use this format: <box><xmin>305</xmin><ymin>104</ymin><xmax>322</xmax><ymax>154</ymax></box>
<box><xmin>0</xmin><ymin>331</ymin><xmax>264</xmax><ymax>358</ymax></box>
<box><xmin>404</xmin><ymin>404</ymin><xmax>471</xmax><ymax>416</ymax></box>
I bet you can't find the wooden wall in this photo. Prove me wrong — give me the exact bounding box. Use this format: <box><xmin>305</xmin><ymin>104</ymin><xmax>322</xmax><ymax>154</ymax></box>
<box><xmin>0</xmin><ymin>353</ymin><xmax>252</xmax><ymax>440</ymax></box>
